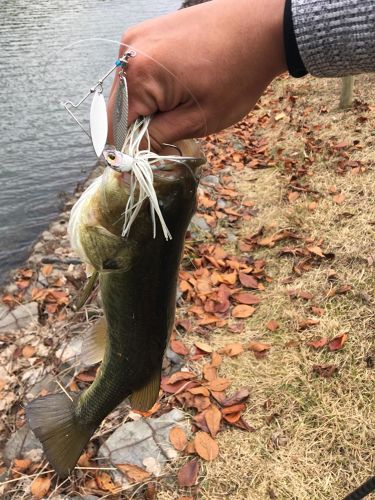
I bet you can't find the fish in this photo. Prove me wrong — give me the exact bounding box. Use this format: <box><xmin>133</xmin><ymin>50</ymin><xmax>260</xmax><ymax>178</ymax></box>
<box><xmin>26</xmin><ymin>139</ymin><xmax>205</xmax><ymax>477</ymax></box>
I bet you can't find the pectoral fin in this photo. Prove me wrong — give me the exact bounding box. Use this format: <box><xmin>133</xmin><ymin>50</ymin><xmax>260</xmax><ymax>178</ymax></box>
<box><xmin>130</xmin><ymin>370</ymin><xmax>161</xmax><ymax>412</ymax></box>
<box><xmin>74</xmin><ymin>271</ymin><xmax>99</xmax><ymax>311</ymax></box>
<box><xmin>81</xmin><ymin>316</ymin><xmax>107</xmax><ymax>365</ymax></box>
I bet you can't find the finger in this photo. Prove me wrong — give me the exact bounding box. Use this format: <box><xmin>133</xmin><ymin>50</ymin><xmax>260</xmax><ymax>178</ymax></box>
<box><xmin>147</xmin><ymin>105</ymin><xmax>207</xmax><ymax>152</ymax></box>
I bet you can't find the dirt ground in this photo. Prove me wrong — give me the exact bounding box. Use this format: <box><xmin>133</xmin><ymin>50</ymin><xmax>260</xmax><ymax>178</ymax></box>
<box><xmin>0</xmin><ymin>73</ymin><xmax>374</xmax><ymax>499</ymax></box>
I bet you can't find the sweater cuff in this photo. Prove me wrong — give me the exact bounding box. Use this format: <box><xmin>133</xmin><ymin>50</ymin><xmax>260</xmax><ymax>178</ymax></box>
<box><xmin>283</xmin><ymin>0</ymin><xmax>308</xmax><ymax>77</ymax></box>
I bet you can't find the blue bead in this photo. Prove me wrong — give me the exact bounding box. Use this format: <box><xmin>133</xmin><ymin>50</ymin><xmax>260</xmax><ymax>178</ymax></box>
<box><xmin>115</xmin><ymin>59</ymin><xmax>122</xmax><ymax>67</ymax></box>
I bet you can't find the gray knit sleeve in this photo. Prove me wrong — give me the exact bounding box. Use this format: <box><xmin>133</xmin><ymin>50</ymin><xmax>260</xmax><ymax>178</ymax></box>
<box><xmin>292</xmin><ymin>0</ymin><xmax>375</xmax><ymax>77</ymax></box>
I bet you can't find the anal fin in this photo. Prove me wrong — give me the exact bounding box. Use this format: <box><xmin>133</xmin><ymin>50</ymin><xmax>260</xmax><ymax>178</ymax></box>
<box><xmin>130</xmin><ymin>371</ymin><xmax>161</xmax><ymax>412</ymax></box>
<box><xmin>26</xmin><ymin>393</ymin><xmax>95</xmax><ymax>478</ymax></box>
<box><xmin>81</xmin><ymin>316</ymin><xmax>107</xmax><ymax>366</ymax></box>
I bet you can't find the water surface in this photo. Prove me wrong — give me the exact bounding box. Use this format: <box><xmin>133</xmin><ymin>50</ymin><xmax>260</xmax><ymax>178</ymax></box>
<box><xmin>0</xmin><ymin>0</ymin><xmax>180</xmax><ymax>284</ymax></box>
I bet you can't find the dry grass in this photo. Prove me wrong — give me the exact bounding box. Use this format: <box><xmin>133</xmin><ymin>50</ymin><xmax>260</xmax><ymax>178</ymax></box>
<box><xmin>1</xmin><ymin>74</ymin><xmax>374</xmax><ymax>499</ymax></box>
<box><xmin>158</xmin><ymin>74</ymin><xmax>375</xmax><ymax>499</ymax></box>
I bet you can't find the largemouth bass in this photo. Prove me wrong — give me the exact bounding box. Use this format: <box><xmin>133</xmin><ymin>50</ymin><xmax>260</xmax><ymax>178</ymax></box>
<box><xmin>26</xmin><ymin>139</ymin><xmax>204</xmax><ymax>477</ymax></box>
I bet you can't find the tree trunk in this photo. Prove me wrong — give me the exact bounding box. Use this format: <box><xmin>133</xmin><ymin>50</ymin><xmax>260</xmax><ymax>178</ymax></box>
<box><xmin>339</xmin><ymin>76</ymin><xmax>354</xmax><ymax>109</ymax></box>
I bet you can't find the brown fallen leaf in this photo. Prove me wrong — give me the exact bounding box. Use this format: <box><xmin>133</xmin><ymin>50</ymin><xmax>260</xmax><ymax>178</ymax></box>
<box><xmin>30</xmin><ymin>476</ymin><xmax>51</xmax><ymax>499</ymax></box>
<box><xmin>329</xmin><ymin>333</ymin><xmax>348</xmax><ymax>351</ymax></box>
<box><xmin>307</xmin><ymin>337</ymin><xmax>329</xmax><ymax>349</ymax></box>
<box><xmin>171</xmin><ymin>340</ymin><xmax>189</xmax><ymax>356</ymax></box>
<box><xmin>194</xmin><ymin>431</ymin><xmax>219</xmax><ymax>461</ymax></box>
<box><xmin>247</xmin><ymin>341</ymin><xmax>271</xmax><ymax>353</ymax></box>
<box><xmin>266</xmin><ymin>320</ymin><xmax>279</xmax><ymax>332</ymax></box>
<box><xmin>194</xmin><ymin>341</ymin><xmax>213</xmax><ymax>354</ymax></box>
<box><xmin>117</xmin><ymin>463</ymin><xmax>151</xmax><ymax>483</ymax></box>
<box><xmin>307</xmin><ymin>246</ymin><xmax>325</xmax><ymax>258</ymax></box>
<box><xmin>207</xmin><ymin>378</ymin><xmax>231</xmax><ymax>392</ymax></box>
<box><xmin>218</xmin><ymin>343</ymin><xmax>244</xmax><ymax>357</ymax></box>
<box><xmin>168</xmin><ymin>371</ymin><xmax>196</xmax><ymax>385</ymax></box>
<box><xmin>76</xmin><ymin>369</ymin><xmax>97</xmax><ymax>383</ymax></box>
<box><xmin>160</xmin><ymin>378</ymin><xmax>196</xmax><ymax>394</ymax></box>
<box><xmin>239</xmin><ymin>273</ymin><xmax>258</xmax><ymax>289</ymax></box>
<box><xmin>169</xmin><ymin>426</ymin><xmax>188</xmax><ymax>452</ymax></box>
<box><xmin>22</xmin><ymin>345</ymin><xmax>36</xmax><ymax>358</ymax></box>
<box><xmin>221</xmin><ymin>388</ymin><xmax>250</xmax><ymax>407</ymax></box>
<box><xmin>188</xmin><ymin>386</ymin><xmax>210</xmax><ymax>397</ymax></box>
<box><xmin>204</xmin><ymin>404</ymin><xmax>222</xmax><ymax>438</ymax></box>
<box><xmin>192</xmin><ymin>395</ymin><xmax>212</xmax><ymax>411</ymax></box>
<box><xmin>202</xmin><ymin>363</ymin><xmax>217</xmax><ymax>382</ymax></box>
<box><xmin>77</xmin><ymin>452</ymin><xmax>93</xmax><ymax>467</ymax></box>
<box><xmin>177</xmin><ymin>459</ymin><xmax>200</xmax><ymax>487</ymax></box>
<box><xmin>145</xmin><ymin>483</ymin><xmax>157</xmax><ymax>500</ymax></box>
<box><xmin>298</xmin><ymin>319</ymin><xmax>320</xmax><ymax>330</ymax></box>
<box><xmin>333</xmin><ymin>193</ymin><xmax>345</xmax><ymax>204</ymax></box>
<box><xmin>233</xmin><ymin>292</ymin><xmax>261</xmax><ymax>305</ymax></box>
<box><xmin>41</xmin><ymin>264</ymin><xmax>53</xmax><ymax>277</ymax></box>
<box><xmin>312</xmin><ymin>364</ymin><xmax>339</xmax><ymax>377</ymax></box>
<box><xmin>221</xmin><ymin>403</ymin><xmax>246</xmax><ymax>415</ymax></box>
<box><xmin>222</xmin><ymin>411</ymin><xmax>242</xmax><ymax>424</ymax></box>
<box><xmin>96</xmin><ymin>471</ymin><xmax>118</xmax><ymax>492</ymax></box>
<box><xmin>12</xmin><ymin>458</ymin><xmax>31</xmax><ymax>472</ymax></box>
<box><xmin>232</xmin><ymin>305</ymin><xmax>256</xmax><ymax>318</ymax></box>
<box><xmin>288</xmin><ymin>191</ymin><xmax>300</xmax><ymax>203</ymax></box>
<box><xmin>211</xmin><ymin>351</ymin><xmax>222</xmax><ymax>367</ymax></box>
<box><xmin>311</xmin><ymin>306</ymin><xmax>324</xmax><ymax>316</ymax></box>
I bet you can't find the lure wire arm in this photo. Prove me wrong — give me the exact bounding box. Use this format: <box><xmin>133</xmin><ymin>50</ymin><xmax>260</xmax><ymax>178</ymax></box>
<box><xmin>61</xmin><ymin>49</ymin><xmax>136</xmax><ymax>138</ymax></box>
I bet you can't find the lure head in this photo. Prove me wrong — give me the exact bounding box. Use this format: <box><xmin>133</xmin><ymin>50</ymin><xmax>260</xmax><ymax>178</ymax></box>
<box><xmin>103</xmin><ymin>149</ymin><xmax>134</xmax><ymax>172</ymax></box>
<box><xmin>101</xmin><ymin>140</ymin><xmax>205</xmax><ymax>218</ymax></box>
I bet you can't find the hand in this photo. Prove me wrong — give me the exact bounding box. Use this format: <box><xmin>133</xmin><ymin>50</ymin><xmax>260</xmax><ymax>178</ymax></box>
<box><xmin>108</xmin><ymin>0</ymin><xmax>287</xmax><ymax>150</ymax></box>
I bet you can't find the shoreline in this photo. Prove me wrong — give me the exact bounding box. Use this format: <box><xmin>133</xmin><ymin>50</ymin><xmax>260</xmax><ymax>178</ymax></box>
<box><xmin>0</xmin><ymin>0</ymin><xmax>209</xmax><ymax>301</ymax></box>
<box><xmin>0</xmin><ymin>160</ymin><xmax>104</xmax><ymax>332</ymax></box>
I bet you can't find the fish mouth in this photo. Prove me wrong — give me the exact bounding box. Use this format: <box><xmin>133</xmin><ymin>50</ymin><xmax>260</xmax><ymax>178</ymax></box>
<box><xmin>109</xmin><ymin>139</ymin><xmax>205</xmax><ymax>185</ymax></box>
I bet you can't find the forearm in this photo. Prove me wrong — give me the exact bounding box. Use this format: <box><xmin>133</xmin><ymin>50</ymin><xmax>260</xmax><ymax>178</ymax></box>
<box><xmin>288</xmin><ymin>0</ymin><xmax>375</xmax><ymax>77</ymax></box>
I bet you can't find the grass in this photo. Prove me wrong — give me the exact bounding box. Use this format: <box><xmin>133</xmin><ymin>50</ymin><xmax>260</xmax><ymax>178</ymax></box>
<box><xmin>157</xmin><ymin>73</ymin><xmax>375</xmax><ymax>499</ymax></box>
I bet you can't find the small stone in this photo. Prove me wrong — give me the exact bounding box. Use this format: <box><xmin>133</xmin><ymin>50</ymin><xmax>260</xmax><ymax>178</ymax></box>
<box><xmin>0</xmin><ymin>302</ymin><xmax>38</xmax><ymax>332</ymax></box>
<box><xmin>55</xmin><ymin>336</ymin><xmax>83</xmax><ymax>363</ymax></box>
<box><xmin>33</xmin><ymin>242</ymin><xmax>44</xmax><ymax>252</ymax></box>
<box><xmin>3</xmin><ymin>425</ymin><xmax>42</xmax><ymax>464</ymax></box>
<box><xmin>42</xmin><ymin>231</ymin><xmax>53</xmax><ymax>241</ymax></box>
<box><xmin>0</xmin><ymin>305</ymin><xmax>9</xmax><ymax>321</ymax></box>
<box><xmin>4</xmin><ymin>283</ymin><xmax>18</xmax><ymax>295</ymax></box>
<box><xmin>50</xmin><ymin>221</ymin><xmax>67</xmax><ymax>236</ymax></box>
<box><xmin>99</xmin><ymin>409</ymin><xmax>187</xmax><ymax>471</ymax></box>
<box><xmin>217</xmin><ymin>199</ymin><xmax>227</xmax><ymax>209</ymax></box>
<box><xmin>190</xmin><ymin>215</ymin><xmax>210</xmax><ymax>232</ymax></box>
<box><xmin>201</xmin><ymin>175</ymin><xmax>220</xmax><ymax>186</ymax></box>
<box><xmin>165</xmin><ymin>347</ymin><xmax>183</xmax><ymax>366</ymax></box>
<box><xmin>23</xmin><ymin>448</ymin><xmax>44</xmax><ymax>462</ymax></box>
<box><xmin>26</xmin><ymin>374</ymin><xmax>57</xmax><ymax>399</ymax></box>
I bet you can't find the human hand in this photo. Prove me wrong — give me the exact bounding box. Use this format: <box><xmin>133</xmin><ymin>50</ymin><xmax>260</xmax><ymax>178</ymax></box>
<box><xmin>108</xmin><ymin>0</ymin><xmax>287</xmax><ymax>150</ymax></box>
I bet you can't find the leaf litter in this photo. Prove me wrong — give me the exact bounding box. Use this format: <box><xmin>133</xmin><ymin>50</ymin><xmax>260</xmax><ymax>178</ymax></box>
<box><xmin>0</xmin><ymin>72</ymin><xmax>374</xmax><ymax>499</ymax></box>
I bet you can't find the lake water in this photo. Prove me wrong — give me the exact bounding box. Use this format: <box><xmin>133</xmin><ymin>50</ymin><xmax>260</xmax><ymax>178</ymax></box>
<box><xmin>0</xmin><ymin>0</ymin><xmax>180</xmax><ymax>284</ymax></box>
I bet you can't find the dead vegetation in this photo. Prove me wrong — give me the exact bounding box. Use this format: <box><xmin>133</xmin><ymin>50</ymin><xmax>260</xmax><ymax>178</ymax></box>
<box><xmin>0</xmin><ymin>73</ymin><xmax>374</xmax><ymax>499</ymax></box>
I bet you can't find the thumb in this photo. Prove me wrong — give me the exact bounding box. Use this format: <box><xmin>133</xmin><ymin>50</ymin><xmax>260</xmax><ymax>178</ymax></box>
<box><xmin>146</xmin><ymin>105</ymin><xmax>207</xmax><ymax>152</ymax></box>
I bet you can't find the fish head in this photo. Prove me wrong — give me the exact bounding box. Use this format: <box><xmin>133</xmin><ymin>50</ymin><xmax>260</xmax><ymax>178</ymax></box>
<box><xmin>71</xmin><ymin>140</ymin><xmax>205</xmax><ymax>272</ymax></box>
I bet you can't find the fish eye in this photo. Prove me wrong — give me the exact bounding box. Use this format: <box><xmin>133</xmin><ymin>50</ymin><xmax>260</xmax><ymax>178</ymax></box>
<box><xmin>108</xmin><ymin>153</ymin><xmax>116</xmax><ymax>161</ymax></box>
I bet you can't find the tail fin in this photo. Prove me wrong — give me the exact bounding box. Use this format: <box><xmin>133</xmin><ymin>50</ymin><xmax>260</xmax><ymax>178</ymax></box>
<box><xmin>26</xmin><ymin>393</ymin><xmax>95</xmax><ymax>478</ymax></box>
